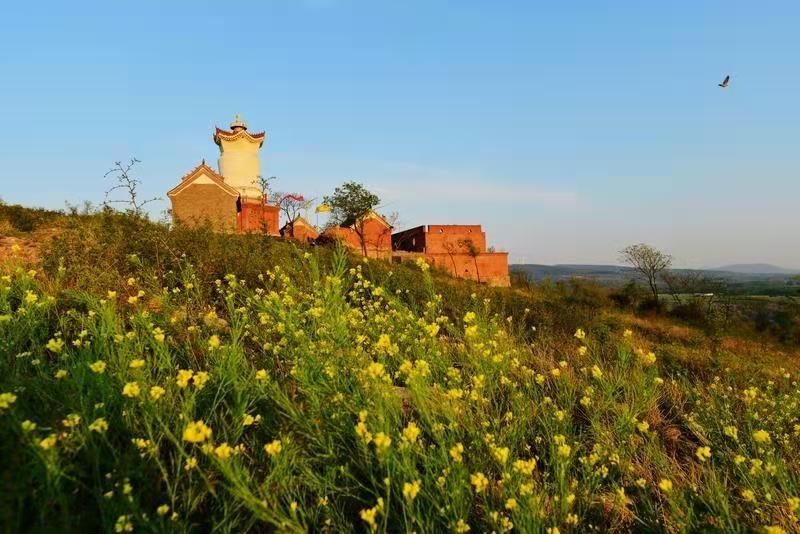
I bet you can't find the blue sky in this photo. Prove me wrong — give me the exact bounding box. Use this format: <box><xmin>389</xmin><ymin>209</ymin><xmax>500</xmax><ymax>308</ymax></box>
<box><xmin>1</xmin><ymin>1</ymin><xmax>798</xmax><ymax>267</ymax></box>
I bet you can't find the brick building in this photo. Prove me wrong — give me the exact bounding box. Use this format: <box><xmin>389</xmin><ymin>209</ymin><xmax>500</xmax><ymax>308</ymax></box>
<box><xmin>321</xmin><ymin>211</ymin><xmax>393</xmax><ymax>259</ymax></box>
<box><xmin>167</xmin><ymin>116</ymin><xmax>279</xmax><ymax>234</ymax></box>
<box><xmin>280</xmin><ymin>216</ymin><xmax>320</xmax><ymax>244</ymax></box>
<box><xmin>392</xmin><ymin>225</ymin><xmax>510</xmax><ymax>286</ymax></box>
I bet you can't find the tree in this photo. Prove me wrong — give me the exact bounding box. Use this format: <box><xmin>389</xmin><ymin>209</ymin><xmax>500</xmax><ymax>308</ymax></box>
<box><xmin>104</xmin><ymin>158</ymin><xmax>160</xmax><ymax>216</ymax></box>
<box><xmin>619</xmin><ymin>243</ymin><xmax>672</xmax><ymax>300</ymax></box>
<box><xmin>459</xmin><ymin>238</ymin><xmax>482</xmax><ymax>284</ymax></box>
<box><xmin>273</xmin><ymin>192</ymin><xmax>313</xmax><ymax>236</ymax></box>
<box><xmin>323</xmin><ymin>181</ymin><xmax>381</xmax><ymax>256</ymax></box>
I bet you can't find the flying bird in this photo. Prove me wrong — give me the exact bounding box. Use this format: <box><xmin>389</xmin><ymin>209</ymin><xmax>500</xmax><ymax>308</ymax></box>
<box><xmin>718</xmin><ymin>75</ymin><xmax>730</xmax><ymax>88</ymax></box>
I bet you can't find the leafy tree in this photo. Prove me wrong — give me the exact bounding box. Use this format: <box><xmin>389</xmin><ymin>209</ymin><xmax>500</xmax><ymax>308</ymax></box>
<box><xmin>323</xmin><ymin>181</ymin><xmax>381</xmax><ymax>256</ymax></box>
<box><xmin>619</xmin><ymin>243</ymin><xmax>672</xmax><ymax>300</ymax></box>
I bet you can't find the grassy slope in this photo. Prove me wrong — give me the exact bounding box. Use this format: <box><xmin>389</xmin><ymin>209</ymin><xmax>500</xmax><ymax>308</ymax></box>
<box><xmin>0</xmin><ymin>207</ymin><xmax>799</xmax><ymax>532</ymax></box>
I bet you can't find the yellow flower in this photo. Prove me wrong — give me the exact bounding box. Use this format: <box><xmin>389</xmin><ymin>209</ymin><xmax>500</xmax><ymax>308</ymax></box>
<box><xmin>129</xmin><ymin>359</ymin><xmax>145</xmax><ymax>369</ymax></box>
<box><xmin>640</xmin><ymin>351</ymin><xmax>657</xmax><ymax>365</ymax></box>
<box><xmin>114</xmin><ymin>514</ymin><xmax>133</xmax><ymax>533</ymax></box>
<box><xmin>149</xmin><ymin>386</ymin><xmax>166</xmax><ymax>400</ymax></box>
<box><xmin>264</xmin><ymin>439</ymin><xmax>283</xmax><ymax>456</ymax></box>
<box><xmin>505</xmin><ymin>498</ymin><xmax>518</xmax><ymax>511</ymax></box>
<box><xmin>658</xmin><ymin>479</ymin><xmax>673</xmax><ymax>492</ymax></box>
<box><xmin>623</xmin><ymin>329</ymin><xmax>633</xmax><ymax>338</ymax></box>
<box><xmin>463</xmin><ymin>311</ymin><xmax>477</xmax><ymax>324</ymax></box>
<box><xmin>373</xmin><ymin>432</ymin><xmax>391</xmax><ymax>452</ymax></box>
<box><xmin>45</xmin><ymin>338</ymin><xmax>64</xmax><ymax>353</ymax></box>
<box><xmin>122</xmin><ymin>382</ymin><xmax>140</xmax><ymax>398</ymax></box>
<box><xmin>255</xmin><ymin>369</ymin><xmax>268</xmax><ymax>381</ymax></box>
<box><xmin>214</xmin><ymin>442</ymin><xmax>234</xmax><ymax>460</ymax></box>
<box><xmin>492</xmin><ymin>446</ymin><xmax>510</xmax><ymax>465</ymax></box>
<box><xmin>184</xmin><ymin>457</ymin><xmax>198</xmax><ymax>470</ymax></box>
<box><xmin>574</xmin><ymin>328</ymin><xmax>586</xmax><ymax>340</ymax></box>
<box><xmin>176</xmin><ymin>369</ymin><xmax>194</xmax><ymax>388</ymax></box>
<box><xmin>183</xmin><ymin>420</ymin><xmax>213</xmax><ymax>443</ymax></box>
<box><xmin>579</xmin><ymin>346</ymin><xmax>588</xmax><ymax>356</ymax></box>
<box><xmin>637</xmin><ymin>420</ymin><xmax>650</xmax><ymax>433</ymax></box>
<box><xmin>591</xmin><ymin>365</ymin><xmax>602</xmax><ymax>378</ymax></box>
<box><xmin>470</xmin><ymin>472</ymin><xmax>489</xmax><ymax>493</ymax></box>
<box><xmin>402</xmin><ymin>479</ymin><xmax>421</xmax><ymax>501</ymax></box>
<box><xmin>723</xmin><ymin>426</ymin><xmax>738</xmax><ymax>440</ymax></box>
<box><xmin>243</xmin><ymin>414</ymin><xmax>261</xmax><ymax>427</ymax></box>
<box><xmin>557</xmin><ymin>444</ymin><xmax>572</xmax><ymax>458</ymax></box>
<box><xmin>207</xmin><ymin>335</ymin><xmax>221</xmax><ymax>350</ymax></box>
<box><xmin>695</xmin><ymin>446</ymin><xmax>712</xmax><ymax>462</ymax></box>
<box><xmin>415</xmin><ymin>257</ymin><xmax>430</xmax><ymax>272</ymax></box>
<box><xmin>192</xmin><ymin>371</ymin><xmax>210</xmax><ymax>389</ymax></box>
<box><xmin>0</xmin><ymin>392</ymin><xmax>17</xmax><ymax>410</ymax></box>
<box><xmin>89</xmin><ymin>360</ymin><xmax>107</xmax><ymax>374</ymax></box>
<box><xmin>402</xmin><ymin>422</ymin><xmax>421</xmax><ymax>444</ymax></box>
<box><xmin>752</xmin><ymin>429</ymin><xmax>771</xmax><ymax>444</ymax></box>
<box><xmin>513</xmin><ymin>458</ymin><xmax>537</xmax><ymax>476</ymax></box>
<box><xmin>156</xmin><ymin>504</ymin><xmax>170</xmax><ymax>516</ymax></box>
<box><xmin>21</xmin><ymin>420</ymin><xmax>37</xmax><ymax>432</ymax></box>
<box><xmin>360</xmin><ymin>507</ymin><xmax>379</xmax><ymax>530</ymax></box>
<box><xmin>152</xmin><ymin>327</ymin><xmax>165</xmax><ymax>343</ymax></box>
<box><xmin>39</xmin><ymin>434</ymin><xmax>58</xmax><ymax>450</ymax></box>
<box><xmin>55</xmin><ymin>369</ymin><xmax>68</xmax><ymax>380</ymax></box>
<box><xmin>741</xmin><ymin>489</ymin><xmax>755</xmax><ymax>502</ymax></box>
<box><xmin>88</xmin><ymin>418</ymin><xmax>109</xmax><ymax>433</ymax></box>
<box><xmin>450</xmin><ymin>443</ymin><xmax>465</xmax><ymax>463</ymax></box>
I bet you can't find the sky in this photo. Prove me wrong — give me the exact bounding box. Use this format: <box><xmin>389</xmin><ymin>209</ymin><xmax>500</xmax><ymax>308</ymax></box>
<box><xmin>0</xmin><ymin>1</ymin><xmax>798</xmax><ymax>267</ymax></box>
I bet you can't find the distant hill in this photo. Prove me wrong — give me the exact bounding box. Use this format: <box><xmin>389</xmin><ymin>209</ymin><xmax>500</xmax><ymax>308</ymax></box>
<box><xmin>511</xmin><ymin>263</ymin><xmax>800</xmax><ymax>295</ymax></box>
<box><xmin>711</xmin><ymin>264</ymin><xmax>800</xmax><ymax>275</ymax></box>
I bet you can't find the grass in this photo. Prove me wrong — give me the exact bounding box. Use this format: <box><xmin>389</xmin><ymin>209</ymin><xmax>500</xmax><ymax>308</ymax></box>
<box><xmin>0</xmin><ymin>208</ymin><xmax>799</xmax><ymax>532</ymax></box>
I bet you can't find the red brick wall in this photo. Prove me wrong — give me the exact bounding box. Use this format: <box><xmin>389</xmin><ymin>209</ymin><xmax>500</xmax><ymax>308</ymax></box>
<box><xmin>282</xmin><ymin>221</ymin><xmax>320</xmax><ymax>243</ymax></box>
<box><xmin>171</xmin><ymin>184</ymin><xmax>238</xmax><ymax>231</ymax></box>
<box><xmin>238</xmin><ymin>200</ymin><xmax>280</xmax><ymax>235</ymax></box>
<box><xmin>324</xmin><ymin>219</ymin><xmax>392</xmax><ymax>259</ymax></box>
<box><xmin>422</xmin><ymin>225</ymin><xmax>487</xmax><ymax>254</ymax></box>
<box><xmin>425</xmin><ymin>251</ymin><xmax>510</xmax><ymax>286</ymax></box>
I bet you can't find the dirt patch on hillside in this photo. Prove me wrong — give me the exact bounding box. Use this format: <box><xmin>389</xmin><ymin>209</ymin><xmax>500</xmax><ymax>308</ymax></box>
<box><xmin>0</xmin><ymin>228</ymin><xmax>59</xmax><ymax>265</ymax></box>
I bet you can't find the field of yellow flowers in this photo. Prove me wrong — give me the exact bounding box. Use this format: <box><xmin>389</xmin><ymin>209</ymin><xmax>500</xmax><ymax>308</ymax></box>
<box><xmin>1</xmin><ymin>224</ymin><xmax>799</xmax><ymax>531</ymax></box>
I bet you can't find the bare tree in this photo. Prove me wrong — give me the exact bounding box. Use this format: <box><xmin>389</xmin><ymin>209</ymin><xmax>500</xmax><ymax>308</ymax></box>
<box><xmin>459</xmin><ymin>238</ymin><xmax>482</xmax><ymax>284</ymax></box>
<box><xmin>104</xmin><ymin>158</ymin><xmax>160</xmax><ymax>215</ymax></box>
<box><xmin>619</xmin><ymin>243</ymin><xmax>672</xmax><ymax>300</ymax></box>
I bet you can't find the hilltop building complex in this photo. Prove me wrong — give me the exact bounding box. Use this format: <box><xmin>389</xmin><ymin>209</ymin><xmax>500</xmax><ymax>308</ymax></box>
<box><xmin>167</xmin><ymin>116</ymin><xmax>509</xmax><ymax>286</ymax></box>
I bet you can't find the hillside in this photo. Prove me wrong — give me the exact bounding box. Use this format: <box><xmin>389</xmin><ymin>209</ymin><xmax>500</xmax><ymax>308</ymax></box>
<box><xmin>1</xmin><ymin>205</ymin><xmax>800</xmax><ymax>532</ymax></box>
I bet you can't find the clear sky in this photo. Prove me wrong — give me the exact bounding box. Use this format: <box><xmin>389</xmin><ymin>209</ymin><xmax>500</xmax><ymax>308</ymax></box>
<box><xmin>1</xmin><ymin>1</ymin><xmax>798</xmax><ymax>267</ymax></box>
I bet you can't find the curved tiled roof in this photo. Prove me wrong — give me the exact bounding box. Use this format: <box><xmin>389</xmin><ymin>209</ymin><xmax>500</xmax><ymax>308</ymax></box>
<box><xmin>213</xmin><ymin>127</ymin><xmax>266</xmax><ymax>147</ymax></box>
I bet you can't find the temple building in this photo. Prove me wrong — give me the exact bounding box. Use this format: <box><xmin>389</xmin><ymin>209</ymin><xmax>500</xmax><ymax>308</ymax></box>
<box><xmin>392</xmin><ymin>225</ymin><xmax>510</xmax><ymax>286</ymax></box>
<box><xmin>167</xmin><ymin>115</ymin><xmax>510</xmax><ymax>287</ymax></box>
<box><xmin>167</xmin><ymin>116</ymin><xmax>279</xmax><ymax>234</ymax></box>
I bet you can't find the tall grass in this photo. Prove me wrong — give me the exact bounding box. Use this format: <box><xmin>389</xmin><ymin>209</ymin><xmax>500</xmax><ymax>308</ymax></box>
<box><xmin>0</xmin><ymin>214</ymin><xmax>799</xmax><ymax>531</ymax></box>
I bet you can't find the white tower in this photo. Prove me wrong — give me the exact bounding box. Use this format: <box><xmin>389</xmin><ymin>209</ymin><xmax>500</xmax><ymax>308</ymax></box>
<box><xmin>213</xmin><ymin>115</ymin><xmax>266</xmax><ymax>200</ymax></box>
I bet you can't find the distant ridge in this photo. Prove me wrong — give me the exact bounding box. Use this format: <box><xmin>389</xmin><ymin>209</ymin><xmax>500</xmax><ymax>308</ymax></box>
<box><xmin>711</xmin><ymin>264</ymin><xmax>800</xmax><ymax>275</ymax></box>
